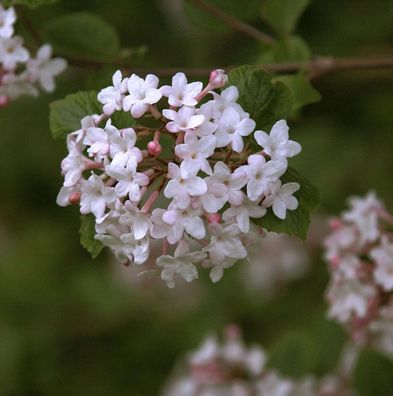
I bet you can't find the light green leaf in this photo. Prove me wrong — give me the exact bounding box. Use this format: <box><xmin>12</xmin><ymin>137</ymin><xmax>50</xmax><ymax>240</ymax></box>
<box><xmin>2</xmin><ymin>0</ymin><xmax>58</xmax><ymax>8</ymax></box>
<box><xmin>44</xmin><ymin>12</ymin><xmax>120</xmax><ymax>61</ymax></box>
<box><xmin>228</xmin><ymin>65</ymin><xmax>293</xmax><ymax>131</ymax></box>
<box><xmin>354</xmin><ymin>349</ymin><xmax>393</xmax><ymax>396</ymax></box>
<box><xmin>253</xmin><ymin>167</ymin><xmax>321</xmax><ymax>239</ymax></box>
<box><xmin>259</xmin><ymin>36</ymin><xmax>311</xmax><ymax>63</ymax></box>
<box><xmin>79</xmin><ymin>215</ymin><xmax>103</xmax><ymax>259</ymax></box>
<box><xmin>261</xmin><ymin>0</ymin><xmax>311</xmax><ymax>35</ymax></box>
<box><xmin>275</xmin><ymin>75</ymin><xmax>321</xmax><ymax>111</ymax></box>
<box><xmin>49</xmin><ymin>91</ymin><xmax>101</xmax><ymax>139</ymax></box>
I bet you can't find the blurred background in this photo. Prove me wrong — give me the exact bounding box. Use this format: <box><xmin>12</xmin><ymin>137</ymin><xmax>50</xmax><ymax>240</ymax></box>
<box><xmin>0</xmin><ymin>0</ymin><xmax>393</xmax><ymax>394</ymax></box>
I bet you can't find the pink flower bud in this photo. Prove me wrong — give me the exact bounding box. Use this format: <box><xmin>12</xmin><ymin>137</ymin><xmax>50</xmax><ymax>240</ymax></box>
<box><xmin>329</xmin><ymin>217</ymin><xmax>343</xmax><ymax>230</ymax></box>
<box><xmin>147</xmin><ymin>141</ymin><xmax>162</xmax><ymax>156</ymax></box>
<box><xmin>0</xmin><ymin>95</ymin><xmax>10</xmax><ymax>107</ymax></box>
<box><xmin>206</xmin><ymin>213</ymin><xmax>221</xmax><ymax>224</ymax></box>
<box><xmin>209</xmin><ymin>69</ymin><xmax>228</xmax><ymax>89</ymax></box>
<box><xmin>69</xmin><ymin>192</ymin><xmax>81</xmax><ymax>204</ymax></box>
<box><xmin>329</xmin><ymin>256</ymin><xmax>340</xmax><ymax>268</ymax></box>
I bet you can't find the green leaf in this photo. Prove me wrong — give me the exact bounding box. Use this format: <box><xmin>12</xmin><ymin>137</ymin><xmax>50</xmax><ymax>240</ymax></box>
<box><xmin>261</xmin><ymin>0</ymin><xmax>311</xmax><ymax>34</ymax></box>
<box><xmin>259</xmin><ymin>36</ymin><xmax>311</xmax><ymax>63</ymax></box>
<box><xmin>79</xmin><ymin>215</ymin><xmax>103</xmax><ymax>259</ymax></box>
<box><xmin>275</xmin><ymin>75</ymin><xmax>321</xmax><ymax>111</ymax></box>
<box><xmin>228</xmin><ymin>65</ymin><xmax>293</xmax><ymax>131</ymax></box>
<box><xmin>253</xmin><ymin>167</ymin><xmax>321</xmax><ymax>239</ymax></box>
<box><xmin>44</xmin><ymin>12</ymin><xmax>120</xmax><ymax>61</ymax></box>
<box><xmin>2</xmin><ymin>0</ymin><xmax>58</xmax><ymax>7</ymax></box>
<box><xmin>354</xmin><ymin>349</ymin><xmax>393</xmax><ymax>396</ymax></box>
<box><xmin>49</xmin><ymin>91</ymin><xmax>101</xmax><ymax>139</ymax></box>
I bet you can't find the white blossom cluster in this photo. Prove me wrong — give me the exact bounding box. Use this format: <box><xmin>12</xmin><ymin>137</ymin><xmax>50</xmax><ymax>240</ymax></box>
<box><xmin>0</xmin><ymin>4</ymin><xmax>66</xmax><ymax>105</ymax></box>
<box><xmin>163</xmin><ymin>325</ymin><xmax>354</xmax><ymax>396</ymax></box>
<box><xmin>57</xmin><ymin>68</ymin><xmax>302</xmax><ymax>287</ymax></box>
<box><xmin>324</xmin><ymin>192</ymin><xmax>393</xmax><ymax>359</ymax></box>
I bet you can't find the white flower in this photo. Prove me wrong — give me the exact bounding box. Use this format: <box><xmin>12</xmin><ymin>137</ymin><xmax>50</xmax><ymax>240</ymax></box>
<box><xmin>214</xmin><ymin>107</ymin><xmax>255</xmax><ymax>152</ymax></box>
<box><xmin>327</xmin><ymin>279</ymin><xmax>376</xmax><ymax>322</ymax></box>
<box><xmin>163</xmin><ymin>106</ymin><xmax>205</xmax><ymax>133</ymax></box>
<box><xmin>209</xmin><ymin>257</ymin><xmax>236</xmax><ymax>283</ymax></box>
<box><xmin>161</xmin><ymin>205</ymin><xmax>206</xmax><ymax>243</ymax></box>
<box><xmin>107</xmin><ymin>125</ymin><xmax>142</xmax><ymax>167</ymax></box>
<box><xmin>262</xmin><ymin>180</ymin><xmax>300</xmax><ymax>220</ymax></box>
<box><xmin>0</xmin><ymin>6</ymin><xmax>16</xmax><ymax>38</ymax></box>
<box><xmin>27</xmin><ymin>44</ymin><xmax>66</xmax><ymax>92</ymax></box>
<box><xmin>370</xmin><ymin>237</ymin><xmax>393</xmax><ymax>291</ymax></box>
<box><xmin>0</xmin><ymin>36</ymin><xmax>29</xmax><ymax>70</ymax></box>
<box><xmin>223</xmin><ymin>197</ymin><xmax>266</xmax><ymax>233</ymax></box>
<box><xmin>254</xmin><ymin>120</ymin><xmax>301</xmax><ymax>161</ymax></box>
<box><xmin>160</xmin><ymin>72</ymin><xmax>203</xmax><ymax>107</ymax></box>
<box><xmin>204</xmin><ymin>223</ymin><xmax>247</xmax><ymax>264</ymax></box>
<box><xmin>236</xmin><ymin>154</ymin><xmax>286</xmax><ymax>202</ymax></box>
<box><xmin>123</xmin><ymin>74</ymin><xmax>162</xmax><ymax>118</ymax></box>
<box><xmin>343</xmin><ymin>191</ymin><xmax>383</xmax><ymax>243</ymax></box>
<box><xmin>201</xmin><ymin>162</ymin><xmax>246</xmax><ymax>213</ymax></box>
<box><xmin>119</xmin><ymin>201</ymin><xmax>151</xmax><ymax>240</ymax></box>
<box><xmin>61</xmin><ymin>143</ymin><xmax>85</xmax><ymax>187</ymax></box>
<box><xmin>0</xmin><ymin>71</ymin><xmax>37</xmax><ymax>100</ymax></box>
<box><xmin>98</xmin><ymin>70</ymin><xmax>128</xmax><ymax>115</ymax></box>
<box><xmin>164</xmin><ymin>162</ymin><xmax>207</xmax><ymax>209</ymax></box>
<box><xmin>209</xmin><ymin>86</ymin><xmax>241</xmax><ymax>119</ymax></box>
<box><xmin>175</xmin><ymin>132</ymin><xmax>216</xmax><ymax>174</ymax></box>
<box><xmin>56</xmin><ymin>183</ymin><xmax>80</xmax><ymax>207</ymax></box>
<box><xmin>156</xmin><ymin>240</ymin><xmax>206</xmax><ymax>287</ymax></box>
<box><xmin>83</xmin><ymin>123</ymin><xmax>110</xmax><ymax>162</ymax></box>
<box><xmin>105</xmin><ymin>161</ymin><xmax>149</xmax><ymax>203</ymax></box>
<box><xmin>257</xmin><ymin>372</ymin><xmax>294</xmax><ymax>396</ymax></box>
<box><xmin>80</xmin><ymin>173</ymin><xmax>116</xmax><ymax>218</ymax></box>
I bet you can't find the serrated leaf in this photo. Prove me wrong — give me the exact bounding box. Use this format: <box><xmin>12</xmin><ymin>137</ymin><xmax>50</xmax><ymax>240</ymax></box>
<box><xmin>253</xmin><ymin>167</ymin><xmax>321</xmax><ymax>239</ymax></box>
<box><xmin>354</xmin><ymin>349</ymin><xmax>393</xmax><ymax>396</ymax></box>
<box><xmin>44</xmin><ymin>12</ymin><xmax>120</xmax><ymax>61</ymax></box>
<box><xmin>2</xmin><ymin>0</ymin><xmax>58</xmax><ymax>7</ymax></box>
<box><xmin>49</xmin><ymin>91</ymin><xmax>101</xmax><ymax>139</ymax></box>
<box><xmin>228</xmin><ymin>65</ymin><xmax>293</xmax><ymax>131</ymax></box>
<box><xmin>261</xmin><ymin>0</ymin><xmax>311</xmax><ymax>35</ymax></box>
<box><xmin>79</xmin><ymin>215</ymin><xmax>103</xmax><ymax>259</ymax></box>
<box><xmin>259</xmin><ymin>36</ymin><xmax>311</xmax><ymax>63</ymax></box>
<box><xmin>275</xmin><ymin>75</ymin><xmax>321</xmax><ymax>111</ymax></box>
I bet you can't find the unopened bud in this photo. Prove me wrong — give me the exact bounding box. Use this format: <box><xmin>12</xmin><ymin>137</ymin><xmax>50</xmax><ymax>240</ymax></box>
<box><xmin>206</xmin><ymin>213</ymin><xmax>221</xmax><ymax>224</ymax></box>
<box><xmin>69</xmin><ymin>192</ymin><xmax>81</xmax><ymax>204</ymax></box>
<box><xmin>147</xmin><ymin>141</ymin><xmax>162</xmax><ymax>156</ymax></box>
<box><xmin>209</xmin><ymin>69</ymin><xmax>228</xmax><ymax>89</ymax></box>
<box><xmin>329</xmin><ymin>218</ymin><xmax>343</xmax><ymax>230</ymax></box>
<box><xmin>0</xmin><ymin>95</ymin><xmax>10</xmax><ymax>108</ymax></box>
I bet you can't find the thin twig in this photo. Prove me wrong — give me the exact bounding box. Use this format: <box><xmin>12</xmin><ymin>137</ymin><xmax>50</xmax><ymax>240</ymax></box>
<box><xmin>187</xmin><ymin>0</ymin><xmax>275</xmax><ymax>46</ymax></box>
<box><xmin>117</xmin><ymin>56</ymin><xmax>393</xmax><ymax>80</ymax></box>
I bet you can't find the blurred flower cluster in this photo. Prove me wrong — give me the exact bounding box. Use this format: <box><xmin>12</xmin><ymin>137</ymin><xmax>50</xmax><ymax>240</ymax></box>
<box><xmin>163</xmin><ymin>325</ymin><xmax>355</xmax><ymax>396</ymax></box>
<box><xmin>57</xmin><ymin>69</ymin><xmax>303</xmax><ymax>287</ymax></box>
<box><xmin>0</xmin><ymin>4</ymin><xmax>66</xmax><ymax>105</ymax></box>
<box><xmin>324</xmin><ymin>192</ymin><xmax>393</xmax><ymax>359</ymax></box>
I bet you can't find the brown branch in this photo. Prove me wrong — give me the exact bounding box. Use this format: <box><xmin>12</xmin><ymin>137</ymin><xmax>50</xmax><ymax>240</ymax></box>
<box><xmin>115</xmin><ymin>56</ymin><xmax>393</xmax><ymax>80</ymax></box>
<box><xmin>187</xmin><ymin>0</ymin><xmax>275</xmax><ymax>46</ymax></box>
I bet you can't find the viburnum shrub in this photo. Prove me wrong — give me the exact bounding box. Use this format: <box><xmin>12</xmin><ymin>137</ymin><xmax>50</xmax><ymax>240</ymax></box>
<box><xmin>0</xmin><ymin>4</ymin><xmax>66</xmax><ymax>105</ymax></box>
<box><xmin>324</xmin><ymin>192</ymin><xmax>393</xmax><ymax>359</ymax></box>
<box><xmin>52</xmin><ymin>66</ymin><xmax>320</xmax><ymax>287</ymax></box>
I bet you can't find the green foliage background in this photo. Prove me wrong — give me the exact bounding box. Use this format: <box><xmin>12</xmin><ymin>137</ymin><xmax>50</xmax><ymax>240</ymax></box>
<box><xmin>0</xmin><ymin>0</ymin><xmax>393</xmax><ymax>394</ymax></box>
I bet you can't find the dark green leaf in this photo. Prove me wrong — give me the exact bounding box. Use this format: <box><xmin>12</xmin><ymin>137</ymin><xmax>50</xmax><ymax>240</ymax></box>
<box><xmin>79</xmin><ymin>215</ymin><xmax>103</xmax><ymax>259</ymax></box>
<box><xmin>2</xmin><ymin>0</ymin><xmax>58</xmax><ymax>7</ymax></box>
<box><xmin>49</xmin><ymin>91</ymin><xmax>101</xmax><ymax>139</ymax></box>
<box><xmin>354</xmin><ymin>349</ymin><xmax>393</xmax><ymax>396</ymax></box>
<box><xmin>228</xmin><ymin>65</ymin><xmax>293</xmax><ymax>131</ymax></box>
<box><xmin>44</xmin><ymin>12</ymin><xmax>120</xmax><ymax>61</ymax></box>
<box><xmin>275</xmin><ymin>74</ymin><xmax>321</xmax><ymax>111</ymax></box>
<box><xmin>261</xmin><ymin>0</ymin><xmax>311</xmax><ymax>34</ymax></box>
<box><xmin>253</xmin><ymin>167</ymin><xmax>321</xmax><ymax>239</ymax></box>
<box><xmin>259</xmin><ymin>36</ymin><xmax>311</xmax><ymax>63</ymax></box>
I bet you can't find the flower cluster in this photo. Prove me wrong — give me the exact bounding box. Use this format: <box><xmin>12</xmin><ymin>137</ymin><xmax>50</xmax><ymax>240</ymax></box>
<box><xmin>324</xmin><ymin>192</ymin><xmax>393</xmax><ymax>359</ymax></box>
<box><xmin>57</xmin><ymin>68</ymin><xmax>302</xmax><ymax>287</ymax></box>
<box><xmin>0</xmin><ymin>4</ymin><xmax>66</xmax><ymax>105</ymax></box>
<box><xmin>163</xmin><ymin>325</ymin><xmax>355</xmax><ymax>396</ymax></box>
